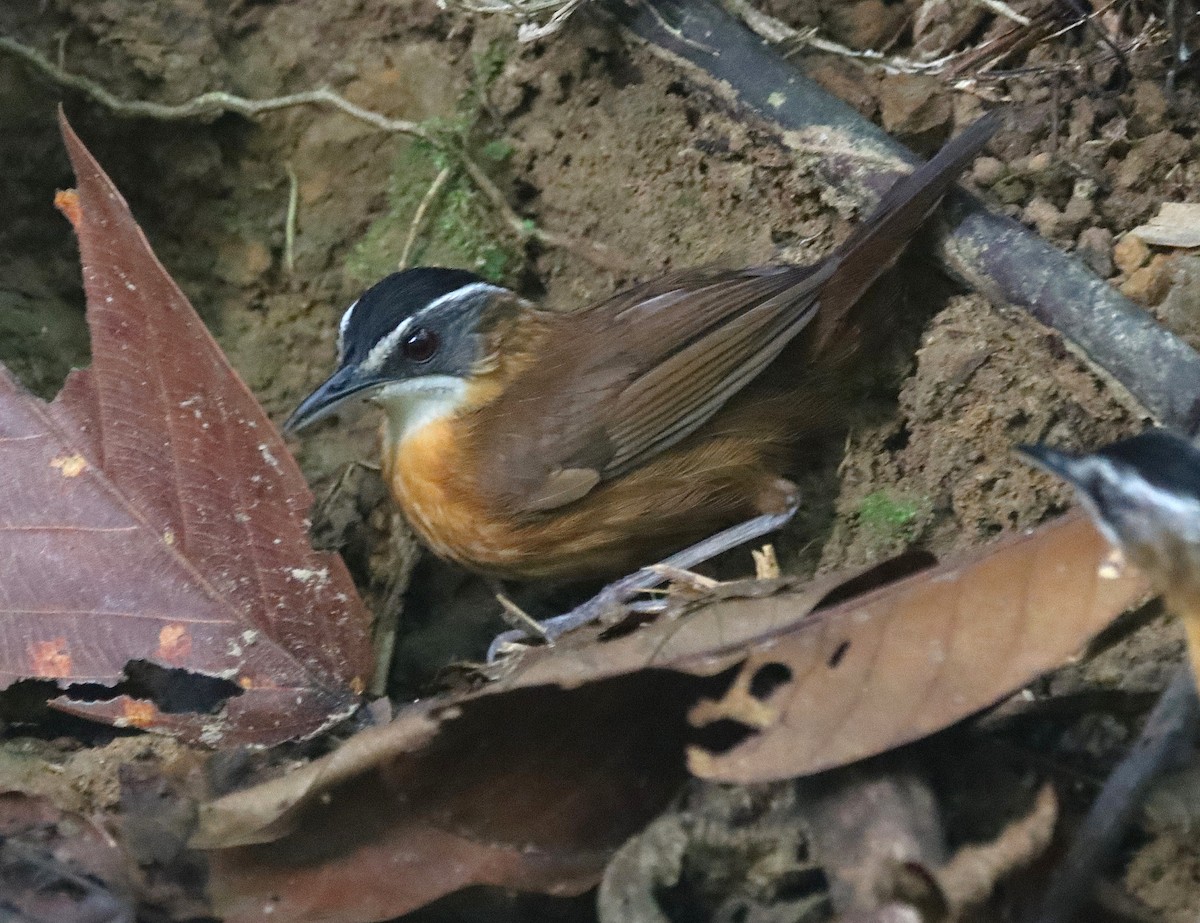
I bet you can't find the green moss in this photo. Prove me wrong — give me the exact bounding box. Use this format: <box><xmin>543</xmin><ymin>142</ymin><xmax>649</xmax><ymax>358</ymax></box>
<box><xmin>481</xmin><ymin>138</ymin><xmax>515</xmax><ymax>162</ymax></box>
<box><xmin>856</xmin><ymin>491</ymin><xmax>924</xmax><ymax>544</ymax></box>
<box><xmin>347</xmin><ymin>39</ymin><xmax>523</xmax><ymax>286</ymax></box>
<box><xmin>470</xmin><ymin>40</ymin><xmax>509</xmax><ymax>107</ymax></box>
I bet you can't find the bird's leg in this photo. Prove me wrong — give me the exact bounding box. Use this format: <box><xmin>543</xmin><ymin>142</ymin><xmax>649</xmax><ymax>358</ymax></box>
<box><xmin>486</xmin><ymin>499</ymin><xmax>800</xmax><ymax>662</ymax></box>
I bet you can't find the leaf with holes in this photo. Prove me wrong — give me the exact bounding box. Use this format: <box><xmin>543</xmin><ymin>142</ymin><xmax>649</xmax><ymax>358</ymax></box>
<box><xmin>195</xmin><ymin>513</ymin><xmax>1144</xmax><ymax>922</ymax></box>
<box><xmin>683</xmin><ymin>512</ymin><xmax>1149</xmax><ymax>781</ymax></box>
<box><xmin>0</xmin><ymin>112</ymin><xmax>372</xmax><ymax>746</ymax></box>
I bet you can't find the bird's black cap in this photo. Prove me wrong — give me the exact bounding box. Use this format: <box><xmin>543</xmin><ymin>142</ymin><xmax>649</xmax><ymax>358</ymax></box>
<box><xmin>340</xmin><ymin>267</ymin><xmax>485</xmax><ymax>363</ymax></box>
<box><xmin>1018</xmin><ymin>430</ymin><xmax>1200</xmax><ymax>501</ymax></box>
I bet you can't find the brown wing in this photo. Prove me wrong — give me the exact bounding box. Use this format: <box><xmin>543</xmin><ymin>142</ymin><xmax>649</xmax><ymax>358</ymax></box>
<box><xmin>467</xmin><ymin>263</ymin><xmax>830</xmax><ymax>513</ymax></box>
<box><xmin>469</xmin><ymin>113</ymin><xmax>999</xmax><ymax>516</ymax></box>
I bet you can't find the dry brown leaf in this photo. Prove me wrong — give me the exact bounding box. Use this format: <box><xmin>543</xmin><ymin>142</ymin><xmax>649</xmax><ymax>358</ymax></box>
<box><xmin>203</xmin><ymin>674</ymin><xmax>699</xmax><ymax>923</ymax></box>
<box><xmin>685</xmin><ymin>512</ymin><xmax>1147</xmax><ymax>782</ymax></box>
<box><xmin>196</xmin><ymin>512</ymin><xmax>1143</xmax><ymax>922</ymax></box>
<box><xmin>0</xmin><ymin>790</ymin><xmax>134</xmax><ymax>923</ymax></box>
<box><xmin>0</xmin><ymin>113</ymin><xmax>373</xmax><ymax>746</ymax></box>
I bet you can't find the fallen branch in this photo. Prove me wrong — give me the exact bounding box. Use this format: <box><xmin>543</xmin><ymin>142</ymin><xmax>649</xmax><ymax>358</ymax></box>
<box><xmin>616</xmin><ymin>0</ymin><xmax>1200</xmax><ymax>433</ymax></box>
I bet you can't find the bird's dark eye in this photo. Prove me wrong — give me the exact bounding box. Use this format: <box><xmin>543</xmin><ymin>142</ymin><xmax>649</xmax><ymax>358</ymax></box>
<box><xmin>402</xmin><ymin>326</ymin><xmax>439</xmax><ymax>362</ymax></box>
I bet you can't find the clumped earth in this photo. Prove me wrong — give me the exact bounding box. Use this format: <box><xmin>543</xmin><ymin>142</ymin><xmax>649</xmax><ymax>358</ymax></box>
<box><xmin>1</xmin><ymin>0</ymin><xmax>1199</xmax><ymax>919</ymax></box>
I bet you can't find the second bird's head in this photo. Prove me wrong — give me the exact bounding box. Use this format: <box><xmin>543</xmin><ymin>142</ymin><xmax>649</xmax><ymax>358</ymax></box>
<box><xmin>284</xmin><ymin>268</ymin><xmax>515</xmax><ymax>437</ymax></box>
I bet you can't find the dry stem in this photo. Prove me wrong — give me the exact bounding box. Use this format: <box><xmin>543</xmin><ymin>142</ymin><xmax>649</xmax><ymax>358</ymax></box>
<box><xmin>284</xmin><ymin>161</ymin><xmax>299</xmax><ymax>275</ymax></box>
<box><xmin>399</xmin><ymin>166</ymin><xmax>453</xmax><ymax>270</ymax></box>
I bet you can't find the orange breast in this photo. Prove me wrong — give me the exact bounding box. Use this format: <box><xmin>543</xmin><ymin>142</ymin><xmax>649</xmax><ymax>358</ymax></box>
<box><xmin>380</xmin><ymin>397</ymin><xmax>803</xmax><ymax>582</ymax></box>
<box><xmin>384</xmin><ymin>417</ymin><xmax>525</xmax><ymax>573</ymax></box>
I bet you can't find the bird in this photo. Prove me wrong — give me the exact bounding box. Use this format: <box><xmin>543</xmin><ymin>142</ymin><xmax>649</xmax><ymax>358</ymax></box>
<box><xmin>1017</xmin><ymin>429</ymin><xmax>1200</xmax><ymax>685</ymax></box>
<box><xmin>286</xmin><ymin>114</ymin><xmax>998</xmax><ymax>590</ymax></box>
<box><xmin>1017</xmin><ymin>430</ymin><xmax>1200</xmax><ymax>611</ymax></box>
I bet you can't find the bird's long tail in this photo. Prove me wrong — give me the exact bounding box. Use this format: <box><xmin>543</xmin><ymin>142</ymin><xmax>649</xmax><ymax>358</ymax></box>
<box><xmin>812</xmin><ymin>112</ymin><xmax>1000</xmax><ymax>351</ymax></box>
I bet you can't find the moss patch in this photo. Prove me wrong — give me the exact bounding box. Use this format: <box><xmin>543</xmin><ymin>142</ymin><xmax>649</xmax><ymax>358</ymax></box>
<box><xmin>855</xmin><ymin>490</ymin><xmax>925</xmax><ymax>544</ymax></box>
<box><xmin>347</xmin><ymin>40</ymin><xmax>522</xmax><ymax>285</ymax></box>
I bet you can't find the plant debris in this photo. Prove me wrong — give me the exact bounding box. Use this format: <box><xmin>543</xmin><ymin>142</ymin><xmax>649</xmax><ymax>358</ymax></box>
<box><xmin>0</xmin><ymin>114</ymin><xmax>373</xmax><ymax>747</ymax></box>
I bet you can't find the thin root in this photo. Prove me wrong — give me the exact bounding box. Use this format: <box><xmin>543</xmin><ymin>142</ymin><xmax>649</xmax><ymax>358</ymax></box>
<box><xmin>0</xmin><ymin>34</ymin><xmax>629</xmax><ymax>272</ymax></box>
<box><xmin>400</xmin><ymin>166</ymin><xmax>453</xmax><ymax>270</ymax></box>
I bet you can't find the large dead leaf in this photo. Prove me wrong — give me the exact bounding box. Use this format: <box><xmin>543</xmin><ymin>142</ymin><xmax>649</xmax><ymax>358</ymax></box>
<box><xmin>203</xmin><ymin>674</ymin><xmax>698</xmax><ymax>923</ymax></box>
<box><xmin>197</xmin><ymin>512</ymin><xmax>1146</xmax><ymax>922</ymax></box>
<box><xmin>683</xmin><ymin>512</ymin><xmax>1148</xmax><ymax>781</ymax></box>
<box><xmin>0</xmin><ymin>113</ymin><xmax>372</xmax><ymax>746</ymax></box>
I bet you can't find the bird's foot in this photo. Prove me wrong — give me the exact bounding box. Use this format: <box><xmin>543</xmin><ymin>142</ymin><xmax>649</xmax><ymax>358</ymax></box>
<box><xmin>486</xmin><ymin>501</ymin><xmax>800</xmax><ymax>662</ymax></box>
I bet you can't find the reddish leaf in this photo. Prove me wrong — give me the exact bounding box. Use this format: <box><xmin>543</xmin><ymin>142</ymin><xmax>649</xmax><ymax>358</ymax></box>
<box><xmin>196</xmin><ymin>513</ymin><xmax>1145</xmax><ymax>921</ymax></box>
<box><xmin>0</xmin><ymin>113</ymin><xmax>372</xmax><ymax>746</ymax></box>
<box><xmin>201</xmin><ymin>676</ymin><xmax>696</xmax><ymax>923</ymax></box>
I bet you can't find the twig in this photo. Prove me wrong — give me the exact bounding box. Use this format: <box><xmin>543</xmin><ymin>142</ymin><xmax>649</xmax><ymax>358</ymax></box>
<box><xmin>1029</xmin><ymin>663</ymin><xmax>1200</xmax><ymax>923</ymax></box>
<box><xmin>399</xmin><ymin>166</ymin><xmax>453</xmax><ymax>270</ymax></box>
<box><xmin>724</xmin><ymin>0</ymin><xmax>961</xmax><ymax>74</ymax></box>
<box><xmin>1055</xmin><ymin>0</ymin><xmax>1130</xmax><ymax>84</ymax></box>
<box><xmin>0</xmin><ymin>36</ymin><xmax>429</xmax><ymax>134</ymax></box>
<box><xmin>643</xmin><ymin>1</ymin><xmax>720</xmax><ymax>56</ymax></box>
<box><xmin>442</xmin><ymin>0</ymin><xmax>586</xmax><ymax>41</ymax></box>
<box><xmin>447</xmin><ymin>0</ymin><xmax>572</xmax><ymax>14</ymax></box>
<box><xmin>517</xmin><ymin>0</ymin><xmax>586</xmax><ymax>42</ymax></box>
<box><xmin>974</xmin><ymin>0</ymin><xmax>1032</xmax><ymax>27</ymax></box>
<box><xmin>495</xmin><ymin>590</ymin><xmax>551</xmax><ymax>642</ymax></box>
<box><xmin>0</xmin><ymin>34</ymin><xmax>630</xmax><ymax>272</ymax></box>
<box><xmin>284</xmin><ymin>161</ymin><xmax>299</xmax><ymax>275</ymax></box>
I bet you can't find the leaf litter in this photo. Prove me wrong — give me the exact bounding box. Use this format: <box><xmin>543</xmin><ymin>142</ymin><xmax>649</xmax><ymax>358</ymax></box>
<box><xmin>198</xmin><ymin>512</ymin><xmax>1147</xmax><ymax>921</ymax></box>
<box><xmin>0</xmin><ymin>112</ymin><xmax>373</xmax><ymax>747</ymax></box>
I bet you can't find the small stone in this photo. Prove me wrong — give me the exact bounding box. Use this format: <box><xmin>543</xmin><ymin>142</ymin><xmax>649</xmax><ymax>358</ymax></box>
<box><xmin>1023</xmin><ymin>197</ymin><xmax>1063</xmax><ymax>239</ymax></box>
<box><xmin>1130</xmin><ymin>79</ymin><xmax>1168</xmax><ymax>135</ymax></box>
<box><xmin>1116</xmin><ymin>130</ymin><xmax>1190</xmax><ymax>189</ymax></box>
<box><xmin>1061</xmin><ymin>196</ymin><xmax>1094</xmax><ymax>236</ymax></box>
<box><xmin>492</xmin><ymin>78</ymin><xmax>528</xmax><ymax>118</ymax></box>
<box><xmin>972</xmin><ymin>156</ymin><xmax>1006</xmax><ymax>187</ymax></box>
<box><xmin>1008</xmin><ymin>154</ymin><xmax>1033</xmax><ymax>174</ymax></box>
<box><xmin>522</xmin><ymin>124</ymin><xmax>556</xmax><ymax>155</ymax></box>
<box><xmin>1068</xmin><ymin>97</ymin><xmax>1096</xmax><ymax>144</ymax></box>
<box><xmin>1113</xmin><ymin>234</ymin><xmax>1150</xmax><ymax>275</ymax></box>
<box><xmin>1026</xmin><ymin>151</ymin><xmax>1054</xmax><ymax>173</ymax></box>
<box><xmin>1076</xmin><ymin>227</ymin><xmax>1114</xmax><ymax>278</ymax></box>
<box><xmin>991</xmin><ymin>175</ymin><xmax>1028</xmax><ymax>206</ymax></box>
<box><xmin>1120</xmin><ymin>254</ymin><xmax>1173</xmax><ymax>305</ymax></box>
<box><xmin>879</xmin><ymin>73</ymin><xmax>952</xmax><ymax>138</ymax></box>
<box><xmin>828</xmin><ymin>0</ymin><xmax>909</xmax><ymax>51</ymax></box>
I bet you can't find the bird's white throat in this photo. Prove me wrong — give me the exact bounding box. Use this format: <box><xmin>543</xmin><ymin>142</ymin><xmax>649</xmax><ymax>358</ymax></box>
<box><xmin>372</xmin><ymin>376</ymin><xmax>469</xmax><ymax>444</ymax></box>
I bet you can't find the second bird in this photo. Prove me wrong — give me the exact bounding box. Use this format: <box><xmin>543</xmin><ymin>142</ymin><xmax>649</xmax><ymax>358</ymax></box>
<box><xmin>286</xmin><ymin>114</ymin><xmax>998</xmax><ymax>582</ymax></box>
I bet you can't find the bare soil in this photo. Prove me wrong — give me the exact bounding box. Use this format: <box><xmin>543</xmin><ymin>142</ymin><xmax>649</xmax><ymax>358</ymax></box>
<box><xmin>2</xmin><ymin>0</ymin><xmax>1199</xmax><ymax>919</ymax></box>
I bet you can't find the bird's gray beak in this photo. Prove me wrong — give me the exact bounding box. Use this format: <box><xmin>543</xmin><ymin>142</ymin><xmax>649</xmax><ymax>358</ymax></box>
<box><xmin>284</xmin><ymin>364</ymin><xmax>380</xmax><ymax>434</ymax></box>
<box><xmin>1015</xmin><ymin>443</ymin><xmax>1084</xmax><ymax>486</ymax></box>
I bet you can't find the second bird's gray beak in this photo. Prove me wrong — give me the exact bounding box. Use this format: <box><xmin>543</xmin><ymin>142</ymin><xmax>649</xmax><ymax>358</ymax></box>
<box><xmin>284</xmin><ymin>364</ymin><xmax>380</xmax><ymax>434</ymax></box>
<box><xmin>1014</xmin><ymin>443</ymin><xmax>1084</xmax><ymax>486</ymax></box>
